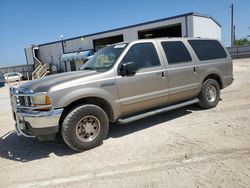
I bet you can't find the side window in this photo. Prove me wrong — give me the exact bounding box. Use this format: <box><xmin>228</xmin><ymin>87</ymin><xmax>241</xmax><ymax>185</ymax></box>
<box><xmin>161</xmin><ymin>41</ymin><xmax>192</xmax><ymax>64</ymax></box>
<box><xmin>188</xmin><ymin>40</ymin><xmax>227</xmax><ymax>61</ymax></box>
<box><xmin>122</xmin><ymin>43</ymin><xmax>161</xmax><ymax>71</ymax></box>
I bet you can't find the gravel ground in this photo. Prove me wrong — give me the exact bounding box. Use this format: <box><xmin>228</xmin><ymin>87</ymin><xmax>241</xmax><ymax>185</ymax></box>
<box><xmin>0</xmin><ymin>58</ymin><xmax>250</xmax><ymax>188</ymax></box>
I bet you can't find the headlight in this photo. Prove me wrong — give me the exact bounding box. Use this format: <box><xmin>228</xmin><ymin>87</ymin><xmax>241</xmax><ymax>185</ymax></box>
<box><xmin>31</xmin><ymin>94</ymin><xmax>51</xmax><ymax>107</ymax></box>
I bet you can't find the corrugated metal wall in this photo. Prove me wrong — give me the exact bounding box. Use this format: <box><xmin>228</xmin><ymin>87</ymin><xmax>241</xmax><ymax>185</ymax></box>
<box><xmin>192</xmin><ymin>16</ymin><xmax>221</xmax><ymax>40</ymax></box>
<box><xmin>38</xmin><ymin>42</ymin><xmax>63</xmax><ymax>69</ymax></box>
<box><xmin>0</xmin><ymin>64</ymin><xmax>34</xmax><ymax>79</ymax></box>
<box><xmin>227</xmin><ymin>45</ymin><xmax>250</xmax><ymax>59</ymax></box>
<box><xmin>36</xmin><ymin>16</ymin><xmax>188</xmax><ymax>68</ymax></box>
<box><xmin>63</xmin><ymin>16</ymin><xmax>188</xmax><ymax>53</ymax></box>
<box><xmin>24</xmin><ymin>47</ymin><xmax>35</xmax><ymax>65</ymax></box>
<box><xmin>30</xmin><ymin>14</ymin><xmax>221</xmax><ymax>70</ymax></box>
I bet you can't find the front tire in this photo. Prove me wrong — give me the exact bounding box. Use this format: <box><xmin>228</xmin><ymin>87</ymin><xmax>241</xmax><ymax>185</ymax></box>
<box><xmin>61</xmin><ymin>104</ymin><xmax>109</xmax><ymax>151</ymax></box>
<box><xmin>198</xmin><ymin>79</ymin><xmax>220</xmax><ymax>109</ymax></box>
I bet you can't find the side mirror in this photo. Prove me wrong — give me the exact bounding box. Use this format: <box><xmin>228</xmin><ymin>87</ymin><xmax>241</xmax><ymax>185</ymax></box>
<box><xmin>120</xmin><ymin>62</ymin><xmax>137</xmax><ymax>76</ymax></box>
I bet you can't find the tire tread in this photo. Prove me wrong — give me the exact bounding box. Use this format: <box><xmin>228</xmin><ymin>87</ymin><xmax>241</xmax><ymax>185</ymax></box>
<box><xmin>61</xmin><ymin>104</ymin><xmax>109</xmax><ymax>151</ymax></box>
<box><xmin>198</xmin><ymin>78</ymin><xmax>220</xmax><ymax>109</ymax></box>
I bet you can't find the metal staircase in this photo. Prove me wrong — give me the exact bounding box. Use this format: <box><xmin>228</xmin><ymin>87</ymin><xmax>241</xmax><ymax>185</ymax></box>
<box><xmin>32</xmin><ymin>57</ymin><xmax>50</xmax><ymax>79</ymax></box>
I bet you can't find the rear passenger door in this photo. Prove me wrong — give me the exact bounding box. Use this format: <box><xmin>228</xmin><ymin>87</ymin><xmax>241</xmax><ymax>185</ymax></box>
<box><xmin>160</xmin><ymin>40</ymin><xmax>199</xmax><ymax>104</ymax></box>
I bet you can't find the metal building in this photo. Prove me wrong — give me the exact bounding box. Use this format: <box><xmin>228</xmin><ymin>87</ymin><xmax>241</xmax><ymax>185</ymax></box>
<box><xmin>25</xmin><ymin>12</ymin><xmax>221</xmax><ymax>76</ymax></box>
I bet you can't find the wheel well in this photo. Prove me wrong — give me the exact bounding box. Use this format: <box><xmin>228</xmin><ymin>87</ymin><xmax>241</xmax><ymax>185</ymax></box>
<box><xmin>203</xmin><ymin>74</ymin><xmax>223</xmax><ymax>89</ymax></box>
<box><xmin>59</xmin><ymin>97</ymin><xmax>114</xmax><ymax>126</ymax></box>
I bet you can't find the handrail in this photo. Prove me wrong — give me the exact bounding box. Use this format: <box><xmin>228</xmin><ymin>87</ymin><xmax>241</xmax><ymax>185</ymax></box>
<box><xmin>32</xmin><ymin>64</ymin><xmax>42</xmax><ymax>77</ymax></box>
<box><xmin>34</xmin><ymin>56</ymin><xmax>43</xmax><ymax>67</ymax></box>
<box><xmin>32</xmin><ymin>65</ymin><xmax>48</xmax><ymax>79</ymax></box>
<box><xmin>32</xmin><ymin>57</ymin><xmax>50</xmax><ymax>79</ymax></box>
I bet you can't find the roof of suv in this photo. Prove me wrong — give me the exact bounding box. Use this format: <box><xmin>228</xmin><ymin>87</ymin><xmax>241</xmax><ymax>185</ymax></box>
<box><xmin>115</xmin><ymin>37</ymin><xmax>220</xmax><ymax>46</ymax></box>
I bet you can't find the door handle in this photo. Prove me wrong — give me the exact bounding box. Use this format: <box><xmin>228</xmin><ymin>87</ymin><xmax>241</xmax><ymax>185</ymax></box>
<box><xmin>161</xmin><ymin>72</ymin><xmax>167</xmax><ymax>79</ymax></box>
<box><xmin>156</xmin><ymin>72</ymin><xmax>167</xmax><ymax>79</ymax></box>
<box><xmin>193</xmin><ymin>67</ymin><xmax>197</xmax><ymax>74</ymax></box>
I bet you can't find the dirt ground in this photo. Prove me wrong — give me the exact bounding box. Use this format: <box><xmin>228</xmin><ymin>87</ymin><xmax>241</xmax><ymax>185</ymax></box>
<box><xmin>0</xmin><ymin>58</ymin><xmax>250</xmax><ymax>188</ymax></box>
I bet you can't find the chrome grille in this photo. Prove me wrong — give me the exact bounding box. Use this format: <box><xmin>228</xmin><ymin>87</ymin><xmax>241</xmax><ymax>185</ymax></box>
<box><xmin>10</xmin><ymin>87</ymin><xmax>19</xmax><ymax>113</ymax></box>
<box><xmin>10</xmin><ymin>87</ymin><xmax>31</xmax><ymax>112</ymax></box>
<box><xmin>9</xmin><ymin>87</ymin><xmax>53</xmax><ymax>116</ymax></box>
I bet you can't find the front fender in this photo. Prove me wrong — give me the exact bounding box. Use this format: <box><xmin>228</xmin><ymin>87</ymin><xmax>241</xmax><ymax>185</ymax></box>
<box><xmin>50</xmin><ymin>87</ymin><xmax>121</xmax><ymax>120</ymax></box>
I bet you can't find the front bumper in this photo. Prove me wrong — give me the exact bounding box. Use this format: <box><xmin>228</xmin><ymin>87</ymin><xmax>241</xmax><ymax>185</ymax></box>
<box><xmin>9</xmin><ymin>87</ymin><xmax>63</xmax><ymax>138</ymax></box>
<box><xmin>15</xmin><ymin>109</ymin><xmax>63</xmax><ymax>137</ymax></box>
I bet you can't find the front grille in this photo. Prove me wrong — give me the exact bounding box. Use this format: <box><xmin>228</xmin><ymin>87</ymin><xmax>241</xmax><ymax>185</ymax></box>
<box><xmin>19</xmin><ymin>96</ymin><xmax>32</xmax><ymax>107</ymax></box>
<box><xmin>10</xmin><ymin>87</ymin><xmax>31</xmax><ymax>112</ymax></box>
<box><xmin>9</xmin><ymin>87</ymin><xmax>53</xmax><ymax>116</ymax></box>
<box><xmin>9</xmin><ymin>87</ymin><xmax>19</xmax><ymax>121</ymax></box>
<box><xmin>10</xmin><ymin>87</ymin><xmax>18</xmax><ymax>113</ymax></box>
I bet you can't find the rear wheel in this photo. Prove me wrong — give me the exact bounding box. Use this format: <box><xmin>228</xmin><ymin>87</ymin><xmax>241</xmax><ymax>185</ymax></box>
<box><xmin>61</xmin><ymin>104</ymin><xmax>109</xmax><ymax>151</ymax></box>
<box><xmin>198</xmin><ymin>79</ymin><xmax>220</xmax><ymax>109</ymax></box>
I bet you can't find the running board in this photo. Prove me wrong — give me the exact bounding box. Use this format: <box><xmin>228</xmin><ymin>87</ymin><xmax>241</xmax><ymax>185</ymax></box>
<box><xmin>117</xmin><ymin>98</ymin><xmax>199</xmax><ymax>124</ymax></box>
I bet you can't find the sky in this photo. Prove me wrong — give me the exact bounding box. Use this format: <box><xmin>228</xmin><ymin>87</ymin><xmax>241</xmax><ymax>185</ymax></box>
<box><xmin>0</xmin><ymin>0</ymin><xmax>249</xmax><ymax>67</ymax></box>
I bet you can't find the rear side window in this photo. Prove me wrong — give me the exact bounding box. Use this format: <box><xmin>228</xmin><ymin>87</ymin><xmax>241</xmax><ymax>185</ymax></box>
<box><xmin>161</xmin><ymin>41</ymin><xmax>192</xmax><ymax>64</ymax></box>
<box><xmin>188</xmin><ymin>40</ymin><xmax>227</xmax><ymax>61</ymax></box>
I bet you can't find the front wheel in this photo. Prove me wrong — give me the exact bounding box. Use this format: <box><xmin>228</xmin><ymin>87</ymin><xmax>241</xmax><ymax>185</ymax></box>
<box><xmin>61</xmin><ymin>104</ymin><xmax>109</xmax><ymax>151</ymax></box>
<box><xmin>198</xmin><ymin>79</ymin><xmax>220</xmax><ymax>109</ymax></box>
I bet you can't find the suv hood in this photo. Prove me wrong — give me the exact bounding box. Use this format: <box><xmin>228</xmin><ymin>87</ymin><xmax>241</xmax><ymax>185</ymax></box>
<box><xmin>20</xmin><ymin>71</ymin><xmax>98</xmax><ymax>92</ymax></box>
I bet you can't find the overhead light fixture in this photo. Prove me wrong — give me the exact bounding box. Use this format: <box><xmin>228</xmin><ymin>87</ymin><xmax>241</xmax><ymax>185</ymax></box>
<box><xmin>81</xmin><ymin>37</ymin><xmax>85</xmax><ymax>42</ymax></box>
<box><xmin>145</xmin><ymin>33</ymin><xmax>153</xmax><ymax>37</ymax></box>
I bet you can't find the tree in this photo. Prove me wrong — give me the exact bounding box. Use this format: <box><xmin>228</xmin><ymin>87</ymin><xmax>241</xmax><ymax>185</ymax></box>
<box><xmin>234</xmin><ymin>38</ymin><xmax>250</xmax><ymax>46</ymax></box>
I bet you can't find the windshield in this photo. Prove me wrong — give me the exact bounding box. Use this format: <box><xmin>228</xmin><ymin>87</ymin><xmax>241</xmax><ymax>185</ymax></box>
<box><xmin>80</xmin><ymin>43</ymin><xmax>127</xmax><ymax>71</ymax></box>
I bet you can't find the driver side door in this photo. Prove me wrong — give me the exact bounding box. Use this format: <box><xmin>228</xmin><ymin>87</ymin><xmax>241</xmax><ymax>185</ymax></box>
<box><xmin>116</xmin><ymin>42</ymin><xmax>169</xmax><ymax>116</ymax></box>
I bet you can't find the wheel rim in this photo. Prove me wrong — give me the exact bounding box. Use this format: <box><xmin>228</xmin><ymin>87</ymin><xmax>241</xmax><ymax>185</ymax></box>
<box><xmin>75</xmin><ymin>115</ymin><xmax>101</xmax><ymax>142</ymax></box>
<box><xmin>206</xmin><ymin>85</ymin><xmax>217</xmax><ymax>102</ymax></box>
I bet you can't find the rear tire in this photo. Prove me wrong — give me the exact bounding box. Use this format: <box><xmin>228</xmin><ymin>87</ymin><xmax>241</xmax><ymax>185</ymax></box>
<box><xmin>61</xmin><ymin>104</ymin><xmax>109</xmax><ymax>151</ymax></box>
<box><xmin>198</xmin><ymin>79</ymin><xmax>220</xmax><ymax>109</ymax></box>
